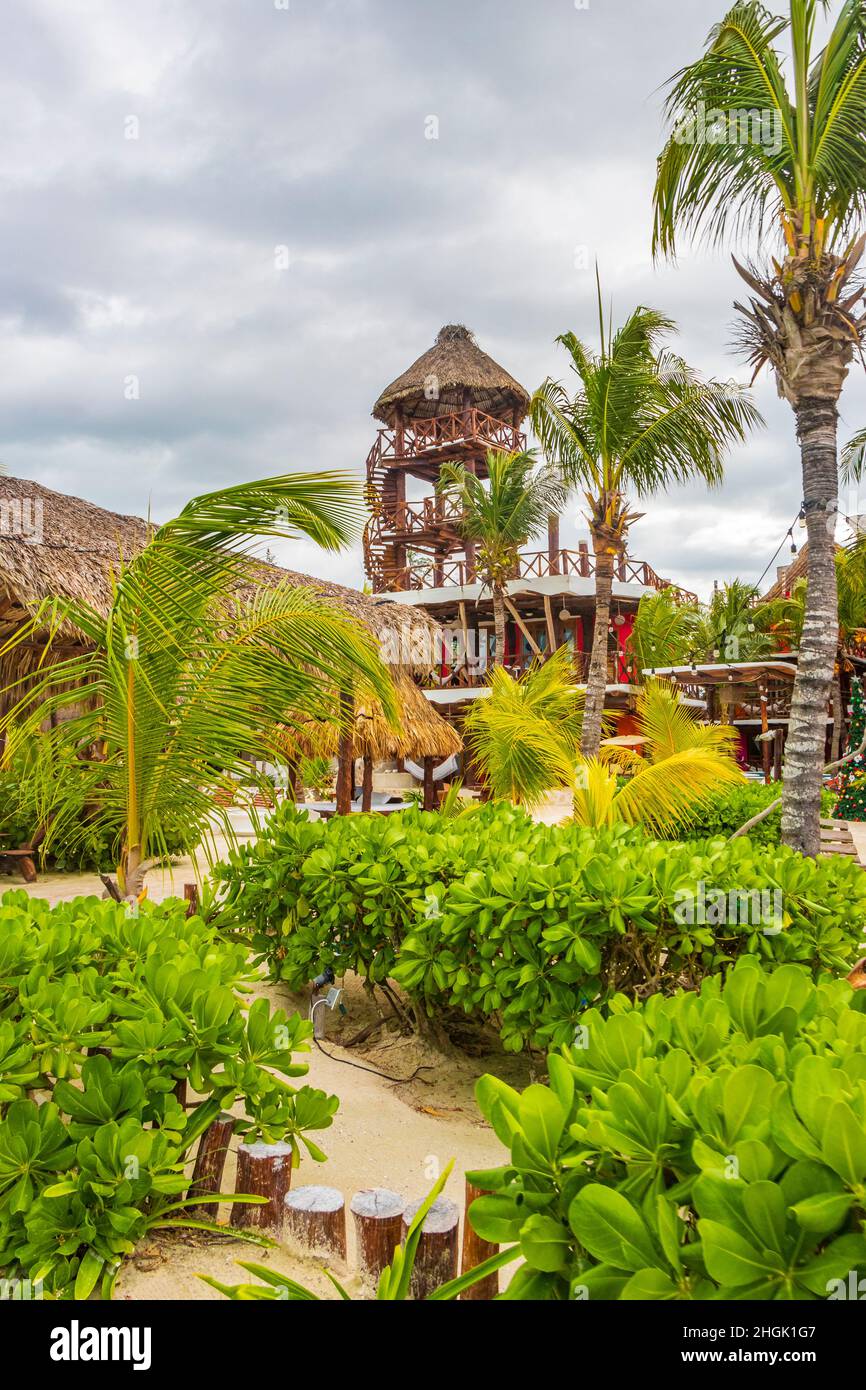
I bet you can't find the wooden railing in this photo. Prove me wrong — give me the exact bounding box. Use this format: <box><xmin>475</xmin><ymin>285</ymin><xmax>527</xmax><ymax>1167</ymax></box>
<box><xmin>365</xmin><ymin>409</ymin><xmax>526</xmax><ymax>482</ymax></box>
<box><xmin>430</xmin><ymin>650</ymin><xmax>627</xmax><ymax>690</ymax></box>
<box><xmin>377</xmin><ymin>548</ymin><xmax>697</xmax><ymax>602</ymax></box>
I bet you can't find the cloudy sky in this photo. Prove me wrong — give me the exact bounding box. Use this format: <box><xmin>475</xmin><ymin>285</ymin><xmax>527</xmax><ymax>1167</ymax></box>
<box><xmin>3</xmin><ymin>0</ymin><xmax>865</xmax><ymax>598</ymax></box>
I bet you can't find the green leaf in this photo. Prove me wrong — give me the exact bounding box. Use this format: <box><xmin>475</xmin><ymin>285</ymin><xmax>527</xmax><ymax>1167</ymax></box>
<box><xmin>569</xmin><ymin>1185</ymin><xmax>660</xmax><ymax>1272</ymax></box>
<box><xmin>821</xmin><ymin>1101</ymin><xmax>866</xmax><ymax>1187</ymax></box>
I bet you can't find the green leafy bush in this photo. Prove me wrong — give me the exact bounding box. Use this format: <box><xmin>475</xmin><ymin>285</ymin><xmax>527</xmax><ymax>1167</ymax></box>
<box><xmin>0</xmin><ymin>740</ymin><xmax>187</xmax><ymax>874</ymax></box>
<box><xmin>0</xmin><ymin>891</ymin><xmax>337</xmax><ymax>1298</ymax></box>
<box><xmin>468</xmin><ymin>957</ymin><xmax>866</xmax><ymax>1300</ymax></box>
<box><xmin>213</xmin><ymin>803</ymin><xmax>866</xmax><ymax>1051</ymax></box>
<box><xmin>658</xmin><ymin>781</ymin><xmax>836</xmax><ymax>847</ymax></box>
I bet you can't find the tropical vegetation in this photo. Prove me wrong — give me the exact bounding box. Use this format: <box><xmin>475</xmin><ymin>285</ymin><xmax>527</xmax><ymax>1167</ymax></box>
<box><xmin>213</xmin><ymin>802</ymin><xmax>866</xmax><ymax>1052</ymax></box>
<box><xmin>530</xmin><ymin>283</ymin><xmax>760</xmax><ymax>757</ymax></box>
<box><xmin>436</xmin><ymin>449</ymin><xmax>565</xmax><ymax>666</ymax></box>
<box><xmin>0</xmin><ymin>474</ymin><xmax>395</xmax><ymax>898</ymax></box>
<box><xmin>653</xmin><ymin>0</ymin><xmax>866</xmax><ymax>856</ymax></box>
<box><xmin>470</xmin><ymin>956</ymin><xmax>866</xmax><ymax>1300</ymax></box>
<box><xmin>0</xmin><ymin>891</ymin><xmax>337</xmax><ymax>1299</ymax></box>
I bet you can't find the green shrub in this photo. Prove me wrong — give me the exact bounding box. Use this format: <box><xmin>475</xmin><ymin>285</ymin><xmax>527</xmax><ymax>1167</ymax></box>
<box><xmin>468</xmin><ymin>957</ymin><xmax>866</xmax><ymax>1300</ymax></box>
<box><xmin>213</xmin><ymin>803</ymin><xmax>866</xmax><ymax>1051</ymax></box>
<box><xmin>0</xmin><ymin>891</ymin><xmax>337</xmax><ymax>1298</ymax></box>
<box><xmin>659</xmin><ymin>781</ymin><xmax>836</xmax><ymax>847</ymax></box>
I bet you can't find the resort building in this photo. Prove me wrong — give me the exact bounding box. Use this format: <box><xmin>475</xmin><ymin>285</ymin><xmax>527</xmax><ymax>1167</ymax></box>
<box><xmin>363</xmin><ymin>324</ymin><xmax>696</xmax><ymax>747</ymax></box>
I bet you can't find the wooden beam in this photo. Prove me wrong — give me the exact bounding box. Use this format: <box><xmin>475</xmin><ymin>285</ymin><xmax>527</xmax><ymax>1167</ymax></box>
<box><xmin>458</xmin><ymin>601</ymin><xmax>470</xmax><ymax>669</ymax></box>
<box><xmin>503</xmin><ymin>598</ymin><xmax>541</xmax><ymax>657</ymax></box>
<box><xmin>361</xmin><ymin>756</ymin><xmax>373</xmax><ymax>812</ymax></box>
<box><xmin>543</xmin><ymin>595</ymin><xmax>557</xmax><ymax>654</ymax></box>
<box><xmin>423</xmin><ymin>756</ymin><xmax>436</xmax><ymax>811</ymax></box>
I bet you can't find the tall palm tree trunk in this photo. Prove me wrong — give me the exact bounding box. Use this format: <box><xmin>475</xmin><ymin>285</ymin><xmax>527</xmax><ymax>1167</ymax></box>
<box><xmin>581</xmin><ymin>549</ymin><xmax>614</xmax><ymax>758</ymax></box>
<box><xmin>492</xmin><ymin>585</ymin><xmax>507</xmax><ymax>668</ymax></box>
<box><xmin>782</xmin><ymin>397</ymin><xmax>840</xmax><ymax>857</ymax></box>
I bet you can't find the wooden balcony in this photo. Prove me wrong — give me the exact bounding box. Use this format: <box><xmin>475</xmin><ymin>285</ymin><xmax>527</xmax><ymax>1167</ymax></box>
<box><xmin>366</xmin><ymin>408</ymin><xmax>526</xmax><ymax>481</ymax></box>
<box><xmin>380</xmin><ymin>547</ymin><xmax>697</xmax><ymax>602</ymax></box>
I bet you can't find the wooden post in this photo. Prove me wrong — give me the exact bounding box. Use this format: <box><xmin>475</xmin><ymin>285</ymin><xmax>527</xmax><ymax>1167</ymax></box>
<box><xmin>547</xmin><ymin>514</ymin><xmax>561</xmax><ymax>575</ymax></box>
<box><xmin>350</xmin><ymin>1189</ymin><xmax>406</xmax><ymax>1287</ymax></box>
<box><xmin>460</xmin><ymin>1179</ymin><xmax>500</xmax><ymax>1300</ymax></box>
<box><xmin>543</xmin><ymin>594</ymin><xmax>557</xmax><ymax>655</ymax></box>
<box><xmin>774</xmin><ymin>727</ymin><xmax>784</xmax><ymax>782</ymax></box>
<box><xmin>183</xmin><ymin>882</ymin><xmax>199</xmax><ymax>919</ymax></box>
<box><xmin>759</xmin><ymin>690</ymin><xmax>771</xmax><ymax>785</ymax></box>
<box><xmin>335</xmin><ymin>689</ymin><xmax>355</xmax><ymax>816</ymax></box>
<box><xmin>422</xmin><ymin>756</ymin><xmax>435</xmax><ymax>811</ymax></box>
<box><xmin>186</xmin><ymin>1111</ymin><xmax>234</xmax><ymax>1219</ymax></box>
<box><xmin>174</xmin><ymin>1078</ymin><xmax>188</xmax><ymax>1110</ymax></box>
<box><xmin>362</xmin><ymin>756</ymin><xmax>374</xmax><ymax>812</ymax></box>
<box><xmin>231</xmin><ymin>1141</ymin><xmax>293</xmax><ymax>1233</ymax></box>
<box><xmin>283</xmin><ymin>1186</ymin><xmax>347</xmax><ymax>1261</ymax></box>
<box><xmin>578</xmin><ymin>541</ymin><xmax>590</xmax><ymax>577</ymax></box>
<box><xmin>402</xmin><ymin>1195</ymin><xmax>460</xmax><ymax>1300</ymax></box>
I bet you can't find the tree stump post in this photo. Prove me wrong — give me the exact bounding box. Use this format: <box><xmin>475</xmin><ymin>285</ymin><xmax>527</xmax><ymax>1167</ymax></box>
<box><xmin>460</xmin><ymin>1179</ymin><xmax>499</xmax><ymax>1299</ymax></box>
<box><xmin>231</xmin><ymin>1140</ymin><xmax>293</xmax><ymax>1233</ymax></box>
<box><xmin>283</xmin><ymin>1186</ymin><xmax>347</xmax><ymax>1260</ymax></box>
<box><xmin>350</xmin><ymin>1189</ymin><xmax>406</xmax><ymax>1288</ymax></box>
<box><xmin>422</xmin><ymin>756</ymin><xmax>436</xmax><ymax>812</ymax></box>
<box><xmin>186</xmin><ymin>1111</ymin><xmax>234</xmax><ymax>1219</ymax></box>
<box><xmin>402</xmin><ymin>1195</ymin><xmax>459</xmax><ymax>1299</ymax></box>
<box><xmin>183</xmin><ymin>882</ymin><xmax>199</xmax><ymax>918</ymax></box>
<box><xmin>361</xmin><ymin>756</ymin><xmax>374</xmax><ymax>812</ymax></box>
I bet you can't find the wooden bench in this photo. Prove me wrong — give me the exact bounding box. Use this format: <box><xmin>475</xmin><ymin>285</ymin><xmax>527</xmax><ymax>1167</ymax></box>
<box><xmin>0</xmin><ymin>828</ymin><xmax>46</xmax><ymax>883</ymax></box>
<box><xmin>819</xmin><ymin>819</ymin><xmax>860</xmax><ymax>861</ymax></box>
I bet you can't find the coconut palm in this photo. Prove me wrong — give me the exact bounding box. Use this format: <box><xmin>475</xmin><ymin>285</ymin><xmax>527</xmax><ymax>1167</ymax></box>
<box><xmin>462</xmin><ymin>646</ymin><xmax>586</xmax><ymax>807</ymax></box>
<box><xmin>437</xmin><ymin>449</ymin><xmax>566</xmax><ymax>667</ymax></box>
<box><xmin>572</xmin><ymin>681</ymin><xmax>743</xmax><ymax>835</ymax></box>
<box><xmin>0</xmin><ymin>474</ymin><xmax>396</xmax><ymax>897</ymax></box>
<box><xmin>531</xmin><ymin>287</ymin><xmax>760</xmax><ymax>758</ymax></box>
<box><xmin>628</xmin><ymin>589</ymin><xmax>705</xmax><ymax>677</ymax></box>
<box><xmin>653</xmin><ymin>0</ymin><xmax>866</xmax><ymax>855</ymax></box>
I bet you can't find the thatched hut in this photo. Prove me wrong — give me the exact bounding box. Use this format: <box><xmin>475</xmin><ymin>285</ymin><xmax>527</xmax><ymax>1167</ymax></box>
<box><xmin>372</xmin><ymin>323</ymin><xmax>530</xmax><ymax>425</ymax></box>
<box><xmin>0</xmin><ymin>476</ymin><xmax>460</xmax><ymax>808</ymax></box>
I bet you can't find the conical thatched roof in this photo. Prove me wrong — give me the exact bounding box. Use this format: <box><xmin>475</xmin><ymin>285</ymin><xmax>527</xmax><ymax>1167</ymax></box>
<box><xmin>373</xmin><ymin>324</ymin><xmax>530</xmax><ymax>425</ymax></box>
<box><xmin>279</xmin><ymin>672</ymin><xmax>461</xmax><ymax>762</ymax></box>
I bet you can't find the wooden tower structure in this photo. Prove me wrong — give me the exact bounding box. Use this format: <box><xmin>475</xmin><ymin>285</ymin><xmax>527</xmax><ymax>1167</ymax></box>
<box><xmin>363</xmin><ymin>325</ymin><xmax>532</xmax><ymax>593</ymax></box>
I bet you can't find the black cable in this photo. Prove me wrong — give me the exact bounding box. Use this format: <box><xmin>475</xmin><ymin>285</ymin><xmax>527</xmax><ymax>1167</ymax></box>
<box><xmin>312</xmin><ymin>1032</ymin><xmax>435</xmax><ymax>1083</ymax></box>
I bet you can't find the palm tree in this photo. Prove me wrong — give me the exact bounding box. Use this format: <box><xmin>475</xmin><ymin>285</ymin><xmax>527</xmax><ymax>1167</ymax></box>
<box><xmin>572</xmin><ymin>681</ymin><xmax>743</xmax><ymax>835</ymax></box>
<box><xmin>627</xmin><ymin>589</ymin><xmax>705</xmax><ymax>678</ymax></box>
<box><xmin>653</xmin><ymin>0</ymin><xmax>866</xmax><ymax>855</ymax></box>
<box><xmin>0</xmin><ymin>474</ymin><xmax>396</xmax><ymax>897</ymax></box>
<box><xmin>437</xmin><ymin>449</ymin><xmax>566</xmax><ymax>668</ymax></box>
<box><xmin>531</xmin><ymin>287</ymin><xmax>761</xmax><ymax>757</ymax></box>
<box><xmin>462</xmin><ymin>647</ymin><xmax>586</xmax><ymax>807</ymax></box>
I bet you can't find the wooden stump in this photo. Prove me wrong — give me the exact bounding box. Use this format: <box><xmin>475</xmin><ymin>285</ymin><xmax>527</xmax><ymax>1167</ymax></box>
<box><xmin>283</xmin><ymin>1186</ymin><xmax>347</xmax><ymax>1260</ymax></box>
<box><xmin>460</xmin><ymin>1179</ymin><xmax>499</xmax><ymax>1300</ymax></box>
<box><xmin>184</xmin><ymin>882</ymin><xmax>199</xmax><ymax>918</ymax></box>
<box><xmin>350</xmin><ymin>1189</ymin><xmax>406</xmax><ymax>1287</ymax></box>
<box><xmin>186</xmin><ymin>1111</ymin><xmax>234</xmax><ymax>1219</ymax></box>
<box><xmin>402</xmin><ymin>1195</ymin><xmax>459</xmax><ymax>1299</ymax></box>
<box><xmin>231</xmin><ymin>1141</ymin><xmax>293</xmax><ymax>1233</ymax></box>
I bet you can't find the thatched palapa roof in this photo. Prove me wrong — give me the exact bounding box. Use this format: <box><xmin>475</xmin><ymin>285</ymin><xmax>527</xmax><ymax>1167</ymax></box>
<box><xmin>280</xmin><ymin>672</ymin><xmax>461</xmax><ymax>761</ymax></box>
<box><xmin>373</xmin><ymin>324</ymin><xmax>530</xmax><ymax>426</ymax></box>
<box><xmin>0</xmin><ymin>476</ymin><xmax>458</xmax><ymax>756</ymax></box>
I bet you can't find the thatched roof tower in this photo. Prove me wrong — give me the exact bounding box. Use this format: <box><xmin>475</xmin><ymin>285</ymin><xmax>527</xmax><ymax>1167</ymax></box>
<box><xmin>372</xmin><ymin>324</ymin><xmax>530</xmax><ymax>426</ymax></box>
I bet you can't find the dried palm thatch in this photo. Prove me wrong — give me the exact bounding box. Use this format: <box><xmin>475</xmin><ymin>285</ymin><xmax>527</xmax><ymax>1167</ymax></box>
<box><xmin>0</xmin><ymin>477</ymin><xmax>460</xmax><ymax>761</ymax></box>
<box><xmin>278</xmin><ymin>671</ymin><xmax>461</xmax><ymax>762</ymax></box>
<box><xmin>373</xmin><ymin>324</ymin><xmax>530</xmax><ymax>425</ymax></box>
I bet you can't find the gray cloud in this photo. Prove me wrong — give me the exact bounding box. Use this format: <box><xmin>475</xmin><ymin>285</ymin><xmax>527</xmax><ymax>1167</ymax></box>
<box><xmin>1</xmin><ymin>0</ymin><xmax>864</xmax><ymax>596</ymax></box>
